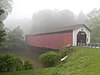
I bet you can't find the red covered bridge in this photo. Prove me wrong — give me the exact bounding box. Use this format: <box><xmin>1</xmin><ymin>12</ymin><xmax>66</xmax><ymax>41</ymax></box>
<box><xmin>26</xmin><ymin>24</ymin><xmax>91</xmax><ymax>49</ymax></box>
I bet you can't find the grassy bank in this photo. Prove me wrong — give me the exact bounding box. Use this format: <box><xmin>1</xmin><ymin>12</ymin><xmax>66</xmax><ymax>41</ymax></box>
<box><xmin>0</xmin><ymin>47</ymin><xmax>100</xmax><ymax>75</ymax></box>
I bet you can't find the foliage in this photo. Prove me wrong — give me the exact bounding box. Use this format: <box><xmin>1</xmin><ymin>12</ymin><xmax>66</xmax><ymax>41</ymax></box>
<box><xmin>59</xmin><ymin>47</ymin><xmax>68</xmax><ymax>58</ymax></box>
<box><xmin>91</xmin><ymin>38</ymin><xmax>100</xmax><ymax>43</ymax></box>
<box><xmin>0</xmin><ymin>8</ymin><xmax>6</xmax><ymax>46</ymax></box>
<box><xmin>13</xmin><ymin>57</ymin><xmax>24</xmax><ymax>71</ymax></box>
<box><xmin>59</xmin><ymin>46</ymin><xmax>73</xmax><ymax>58</ymax></box>
<box><xmin>31</xmin><ymin>9</ymin><xmax>77</xmax><ymax>33</ymax></box>
<box><xmin>0</xmin><ymin>0</ymin><xmax>13</xmax><ymax>46</ymax></box>
<box><xmin>39</xmin><ymin>47</ymin><xmax>73</xmax><ymax>67</ymax></box>
<box><xmin>90</xmin><ymin>25</ymin><xmax>100</xmax><ymax>40</ymax></box>
<box><xmin>87</xmin><ymin>8</ymin><xmax>100</xmax><ymax>42</ymax></box>
<box><xmin>0</xmin><ymin>29</ymin><xmax>6</xmax><ymax>46</ymax></box>
<box><xmin>24</xmin><ymin>60</ymin><xmax>33</xmax><ymax>70</ymax></box>
<box><xmin>0</xmin><ymin>0</ymin><xmax>13</xmax><ymax>22</ymax></box>
<box><xmin>3</xmin><ymin>26</ymin><xmax>25</xmax><ymax>49</ymax></box>
<box><xmin>0</xmin><ymin>0</ymin><xmax>13</xmax><ymax>12</ymax></box>
<box><xmin>0</xmin><ymin>54</ymin><xmax>20</xmax><ymax>72</ymax></box>
<box><xmin>87</xmin><ymin>8</ymin><xmax>100</xmax><ymax>29</ymax></box>
<box><xmin>0</xmin><ymin>53</ymin><xmax>33</xmax><ymax>72</ymax></box>
<box><xmin>0</xmin><ymin>70</ymin><xmax>36</xmax><ymax>75</ymax></box>
<box><xmin>7</xmin><ymin>26</ymin><xmax>24</xmax><ymax>43</ymax></box>
<box><xmin>0</xmin><ymin>8</ymin><xmax>4</xmax><ymax>15</ymax></box>
<box><xmin>40</xmin><ymin>47</ymin><xmax>100</xmax><ymax>75</ymax></box>
<box><xmin>1</xmin><ymin>47</ymin><xmax>100</xmax><ymax>75</ymax></box>
<box><xmin>39</xmin><ymin>51</ymin><xmax>59</xmax><ymax>67</ymax></box>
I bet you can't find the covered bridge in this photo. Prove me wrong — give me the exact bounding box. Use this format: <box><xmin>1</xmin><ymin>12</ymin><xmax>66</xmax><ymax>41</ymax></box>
<box><xmin>26</xmin><ymin>24</ymin><xmax>91</xmax><ymax>49</ymax></box>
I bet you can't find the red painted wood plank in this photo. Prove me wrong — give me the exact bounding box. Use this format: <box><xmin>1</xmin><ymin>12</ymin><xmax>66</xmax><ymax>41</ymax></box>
<box><xmin>26</xmin><ymin>32</ymin><xmax>72</xmax><ymax>49</ymax></box>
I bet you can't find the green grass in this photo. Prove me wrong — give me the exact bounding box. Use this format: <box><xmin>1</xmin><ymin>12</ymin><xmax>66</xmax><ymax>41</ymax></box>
<box><xmin>1</xmin><ymin>47</ymin><xmax>100</xmax><ymax>75</ymax></box>
<box><xmin>0</xmin><ymin>70</ymin><xmax>34</xmax><ymax>75</ymax></box>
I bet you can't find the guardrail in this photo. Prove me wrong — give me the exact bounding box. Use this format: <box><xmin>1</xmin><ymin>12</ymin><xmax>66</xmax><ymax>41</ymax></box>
<box><xmin>78</xmin><ymin>43</ymin><xmax>100</xmax><ymax>48</ymax></box>
<box><xmin>87</xmin><ymin>43</ymin><xmax>100</xmax><ymax>48</ymax></box>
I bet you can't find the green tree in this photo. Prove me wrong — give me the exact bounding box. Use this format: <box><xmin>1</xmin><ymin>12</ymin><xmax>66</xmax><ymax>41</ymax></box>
<box><xmin>87</xmin><ymin>8</ymin><xmax>100</xmax><ymax>29</ymax></box>
<box><xmin>0</xmin><ymin>0</ymin><xmax>13</xmax><ymax>45</ymax></box>
<box><xmin>0</xmin><ymin>8</ymin><xmax>5</xmax><ymax>45</ymax></box>
<box><xmin>5</xmin><ymin>26</ymin><xmax>24</xmax><ymax>48</ymax></box>
<box><xmin>87</xmin><ymin>8</ymin><xmax>100</xmax><ymax>42</ymax></box>
<box><xmin>0</xmin><ymin>0</ymin><xmax>13</xmax><ymax>21</ymax></box>
<box><xmin>0</xmin><ymin>29</ymin><xmax>6</xmax><ymax>46</ymax></box>
<box><xmin>0</xmin><ymin>8</ymin><xmax>4</xmax><ymax>15</ymax></box>
<box><xmin>90</xmin><ymin>25</ymin><xmax>100</xmax><ymax>43</ymax></box>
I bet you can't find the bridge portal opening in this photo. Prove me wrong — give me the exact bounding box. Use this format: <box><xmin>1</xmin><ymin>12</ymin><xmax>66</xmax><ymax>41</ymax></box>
<box><xmin>77</xmin><ymin>31</ymin><xmax>87</xmax><ymax>46</ymax></box>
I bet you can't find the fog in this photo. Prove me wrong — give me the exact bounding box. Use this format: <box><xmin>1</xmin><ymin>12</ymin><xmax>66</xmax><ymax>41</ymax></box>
<box><xmin>4</xmin><ymin>17</ymin><xmax>32</xmax><ymax>34</ymax></box>
<box><xmin>3</xmin><ymin>0</ymin><xmax>100</xmax><ymax>35</ymax></box>
<box><xmin>0</xmin><ymin>0</ymin><xmax>100</xmax><ymax>70</ymax></box>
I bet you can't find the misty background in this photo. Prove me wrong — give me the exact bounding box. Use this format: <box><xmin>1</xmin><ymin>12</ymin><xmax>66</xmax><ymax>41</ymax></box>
<box><xmin>0</xmin><ymin>0</ymin><xmax>100</xmax><ymax>69</ymax></box>
<box><xmin>4</xmin><ymin>9</ymin><xmax>88</xmax><ymax>35</ymax></box>
<box><xmin>3</xmin><ymin>0</ymin><xmax>100</xmax><ymax>35</ymax></box>
<box><xmin>0</xmin><ymin>0</ymin><xmax>99</xmax><ymax>43</ymax></box>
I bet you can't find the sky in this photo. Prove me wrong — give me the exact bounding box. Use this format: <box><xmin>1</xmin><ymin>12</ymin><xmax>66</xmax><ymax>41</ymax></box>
<box><xmin>10</xmin><ymin>0</ymin><xmax>100</xmax><ymax>18</ymax></box>
<box><xmin>3</xmin><ymin>0</ymin><xmax>100</xmax><ymax>34</ymax></box>
<box><xmin>7</xmin><ymin>0</ymin><xmax>100</xmax><ymax>19</ymax></box>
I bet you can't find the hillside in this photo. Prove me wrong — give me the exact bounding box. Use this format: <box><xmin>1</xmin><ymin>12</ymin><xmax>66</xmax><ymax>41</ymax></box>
<box><xmin>40</xmin><ymin>47</ymin><xmax>100</xmax><ymax>75</ymax></box>
<box><xmin>1</xmin><ymin>47</ymin><xmax>100</xmax><ymax>75</ymax></box>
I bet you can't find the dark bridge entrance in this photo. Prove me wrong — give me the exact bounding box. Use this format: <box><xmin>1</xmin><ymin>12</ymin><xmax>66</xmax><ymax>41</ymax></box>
<box><xmin>77</xmin><ymin>31</ymin><xmax>86</xmax><ymax>46</ymax></box>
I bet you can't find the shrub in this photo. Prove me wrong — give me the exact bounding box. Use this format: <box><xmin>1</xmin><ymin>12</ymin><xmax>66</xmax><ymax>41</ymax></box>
<box><xmin>39</xmin><ymin>51</ymin><xmax>59</xmax><ymax>67</ymax></box>
<box><xmin>0</xmin><ymin>53</ymin><xmax>33</xmax><ymax>72</ymax></box>
<box><xmin>14</xmin><ymin>57</ymin><xmax>23</xmax><ymax>71</ymax></box>
<box><xmin>0</xmin><ymin>54</ymin><xmax>16</xmax><ymax>72</ymax></box>
<box><xmin>0</xmin><ymin>54</ymin><xmax>5</xmax><ymax>72</ymax></box>
<box><xmin>59</xmin><ymin>47</ymin><xmax>69</xmax><ymax>58</ymax></box>
<box><xmin>24</xmin><ymin>60</ymin><xmax>33</xmax><ymax>70</ymax></box>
